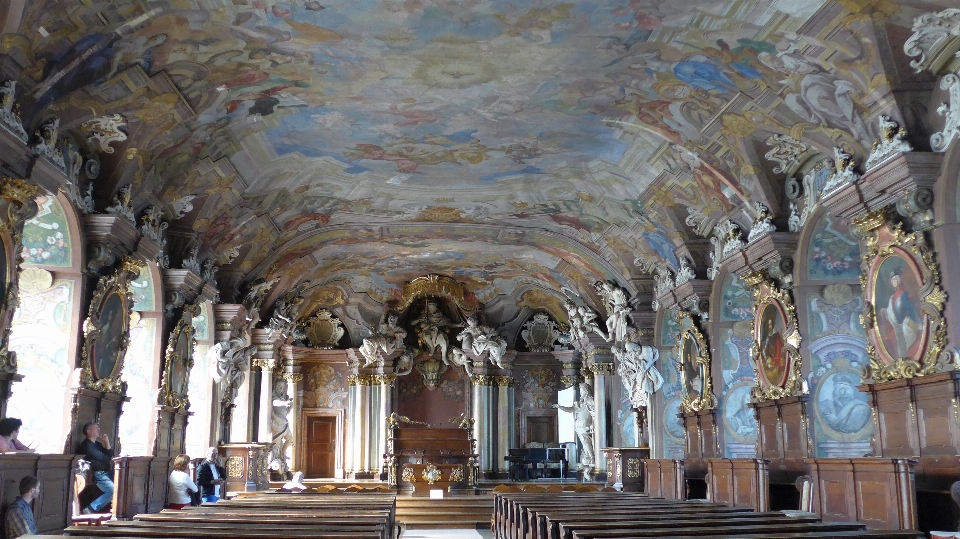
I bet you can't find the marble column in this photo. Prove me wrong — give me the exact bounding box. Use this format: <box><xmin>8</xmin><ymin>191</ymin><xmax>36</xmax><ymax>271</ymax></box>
<box><xmin>281</xmin><ymin>348</ymin><xmax>302</xmax><ymax>473</ymax></box>
<box><xmin>252</xmin><ymin>329</ymin><xmax>277</xmax><ymax>443</ymax></box>
<box><xmin>213</xmin><ymin>304</ymin><xmax>246</xmax><ymax>444</ymax></box>
<box><xmin>230</xmin><ymin>361</ymin><xmax>253</xmax><ymax>443</ymax></box>
<box><xmin>495</xmin><ymin>375</ymin><xmax>514</xmax><ymax>477</ymax></box>
<box><xmin>584</xmin><ymin>336</ymin><xmax>615</xmax><ymax>476</ymax></box>
<box><xmin>471</xmin><ymin>371</ymin><xmax>496</xmax><ymax>476</ymax></box>
<box><xmin>373</xmin><ymin>374</ymin><xmax>395</xmax><ymax>477</ymax></box>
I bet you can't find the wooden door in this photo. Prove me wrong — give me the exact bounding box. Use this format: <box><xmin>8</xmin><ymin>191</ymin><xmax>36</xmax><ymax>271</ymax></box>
<box><xmin>526</xmin><ymin>416</ymin><xmax>556</xmax><ymax>444</ymax></box>
<box><xmin>305</xmin><ymin>416</ymin><xmax>337</xmax><ymax>478</ymax></box>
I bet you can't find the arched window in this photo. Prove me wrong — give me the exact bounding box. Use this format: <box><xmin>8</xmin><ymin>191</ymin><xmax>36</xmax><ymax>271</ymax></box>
<box><xmin>7</xmin><ymin>193</ymin><xmax>83</xmax><ymax>453</ymax></box>
<box><xmin>117</xmin><ymin>262</ymin><xmax>163</xmax><ymax>456</ymax></box>
<box><xmin>712</xmin><ymin>270</ymin><xmax>757</xmax><ymax>457</ymax></box>
<box><xmin>797</xmin><ymin>209</ymin><xmax>871</xmax><ymax>457</ymax></box>
<box><xmin>185</xmin><ymin>301</ymin><xmax>215</xmax><ymax>458</ymax></box>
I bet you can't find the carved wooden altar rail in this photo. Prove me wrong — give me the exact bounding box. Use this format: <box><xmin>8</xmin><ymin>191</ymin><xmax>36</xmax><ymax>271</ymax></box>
<box><xmin>0</xmin><ymin>453</ymin><xmax>80</xmax><ymax>533</ymax></box>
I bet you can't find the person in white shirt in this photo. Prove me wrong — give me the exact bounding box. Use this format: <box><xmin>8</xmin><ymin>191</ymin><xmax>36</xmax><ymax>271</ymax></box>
<box><xmin>166</xmin><ymin>454</ymin><xmax>198</xmax><ymax>509</ymax></box>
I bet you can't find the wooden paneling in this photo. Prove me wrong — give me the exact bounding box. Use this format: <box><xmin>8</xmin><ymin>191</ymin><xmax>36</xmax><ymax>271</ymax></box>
<box><xmin>706</xmin><ymin>458</ymin><xmax>770</xmax><ymax>511</ymax></box>
<box><xmin>806</xmin><ymin>458</ymin><xmax>918</xmax><ymax>530</ymax></box>
<box><xmin>221</xmin><ymin>443</ymin><xmax>271</xmax><ymax>494</ymax></box>
<box><xmin>0</xmin><ymin>454</ymin><xmax>81</xmax><ymax>533</ymax></box>
<box><xmin>752</xmin><ymin>397</ymin><xmax>812</xmax><ymax>460</ymax></box>
<box><xmin>112</xmin><ymin>456</ymin><xmax>152</xmax><ymax>519</ymax></box>
<box><xmin>681</xmin><ymin>410</ymin><xmax>720</xmax><ymax>459</ymax></box>
<box><xmin>643</xmin><ymin>459</ymin><xmax>684</xmax><ymax>500</ymax></box>
<box><xmin>602</xmin><ymin>447</ymin><xmax>649</xmax><ymax>492</ymax></box>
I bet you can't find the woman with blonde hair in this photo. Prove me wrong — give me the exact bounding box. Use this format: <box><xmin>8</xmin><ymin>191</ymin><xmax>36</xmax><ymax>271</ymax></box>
<box><xmin>167</xmin><ymin>454</ymin><xmax>198</xmax><ymax>509</ymax></box>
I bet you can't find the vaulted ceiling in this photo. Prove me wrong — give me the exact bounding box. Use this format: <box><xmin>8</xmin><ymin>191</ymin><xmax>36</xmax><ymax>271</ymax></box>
<box><xmin>1</xmin><ymin>0</ymin><xmax>947</xmax><ymax>322</ymax></box>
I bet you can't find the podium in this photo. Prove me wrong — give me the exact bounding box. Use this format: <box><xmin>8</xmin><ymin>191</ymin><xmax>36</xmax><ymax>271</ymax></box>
<box><xmin>385</xmin><ymin>426</ymin><xmax>477</xmax><ymax>495</ymax></box>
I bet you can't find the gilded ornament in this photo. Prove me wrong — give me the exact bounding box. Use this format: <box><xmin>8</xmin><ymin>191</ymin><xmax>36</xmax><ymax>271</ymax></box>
<box><xmin>449</xmin><ymin>464</ymin><xmax>465</xmax><ymax>482</ymax></box>
<box><xmin>471</xmin><ymin>374</ymin><xmax>496</xmax><ymax>386</ymax></box>
<box><xmin>494</xmin><ymin>375</ymin><xmax>514</xmax><ymax>387</ymax></box>
<box><xmin>746</xmin><ymin>274</ymin><xmax>804</xmax><ymax>402</ymax></box>
<box><xmin>559</xmin><ymin>375</ymin><xmax>579</xmax><ymax>388</ymax></box>
<box><xmin>401</xmin><ymin>466</ymin><xmax>416</xmax><ymax>483</ymax></box>
<box><xmin>159</xmin><ymin>309</ymin><xmax>196</xmax><ymax>412</ymax></box>
<box><xmin>281</xmin><ymin>372</ymin><xmax>303</xmax><ymax>383</ymax></box>
<box><xmin>226</xmin><ymin>456</ymin><xmax>244</xmax><ymax>478</ymax></box>
<box><xmin>422</xmin><ymin>464</ymin><xmax>441</xmax><ymax>484</ymax></box>
<box><xmin>675</xmin><ymin>311</ymin><xmax>717</xmax><ymax>412</ymax></box>
<box><xmin>589</xmin><ymin>362</ymin><xmax>616</xmax><ymax>375</ymax></box>
<box><xmin>397</xmin><ymin>274</ymin><xmax>472</xmax><ymax>311</ymax></box>
<box><xmin>626</xmin><ymin>458</ymin><xmax>641</xmax><ymax>478</ymax></box>
<box><xmin>79</xmin><ymin>266</ymin><xmax>137</xmax><ymax>394</ymax></box>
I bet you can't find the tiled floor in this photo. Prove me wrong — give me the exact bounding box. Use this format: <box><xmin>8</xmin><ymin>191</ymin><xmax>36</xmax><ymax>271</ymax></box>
<box><xmin>402</xmin><ymin>528</ymin><xmax>492</xmax><ymax>538</ymax></box>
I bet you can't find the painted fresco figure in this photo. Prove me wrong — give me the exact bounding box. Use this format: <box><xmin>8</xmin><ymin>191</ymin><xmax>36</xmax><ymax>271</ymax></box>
<box><xmin>819</xmin><ymin>373</ymin><xmax>871</xmax><ymax>434</ymax></box>
<box><xmin>880</xmin><ymin>269</ymin><xmax>920</xmax><ymax>359</ymax></box>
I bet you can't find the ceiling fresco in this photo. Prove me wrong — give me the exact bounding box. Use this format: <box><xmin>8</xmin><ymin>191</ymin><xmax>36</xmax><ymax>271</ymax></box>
<box><xmin>3</xmin><ymin>0</ymin><xmax>948</xmax><ymax>316</ymax></box>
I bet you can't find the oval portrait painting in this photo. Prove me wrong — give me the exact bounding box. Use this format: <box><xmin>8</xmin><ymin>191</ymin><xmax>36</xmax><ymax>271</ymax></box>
<box><xmin>680</xmin><ymin>335</ymin><xmax>701</xmax><ymax>398</ymax></box>
<box><xmin>93</xmin><ymin>290</ymin><xmax>125</xmax><ymax>380</ymax></box>
<box><xmin>873</xmin><ymin>254</ymin><xmax>924</xmax><ymax>362</ymax></box>
<box><xmin>757</xmin><ymin>302</ymin><xmax>788</xmax><ymax>387</ymax></box>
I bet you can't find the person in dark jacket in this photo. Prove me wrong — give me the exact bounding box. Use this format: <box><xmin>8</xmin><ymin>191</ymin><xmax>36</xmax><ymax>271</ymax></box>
<box><xmin>195</xmin><ymin>447</ymin><xmax>225</xmax><ymax>502</ymax></box>
<box><xmin>77</xmin><ymin>422</ymin><xmax>114</xmax><ymax>513</ymax></box>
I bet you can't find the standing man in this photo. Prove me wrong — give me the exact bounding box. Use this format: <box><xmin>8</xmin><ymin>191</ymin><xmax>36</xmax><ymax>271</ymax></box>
<box><xmin>78</xmin><ymin>422</ymin><xmax>114</xmax><ymax>514</ymax></box>
<box><xmin>5</xmin><ymin>475</ymin><xmax>39</xmax><ymax>538</ymax></box>
<box><xmin>196</xmin><ymin>447</ymin><xmax>226</xmax><ymax>503</ymax></box>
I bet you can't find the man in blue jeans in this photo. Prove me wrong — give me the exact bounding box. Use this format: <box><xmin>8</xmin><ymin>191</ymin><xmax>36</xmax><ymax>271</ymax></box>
<box><xmin>78</xmin><ymin>422</ymin><xmax>114</xmax><ymax>514</ymax></box>
<box><xmin>196</xmin><ymin>447</ymin><xmax>225</xmax><ymax>503</ymax></box>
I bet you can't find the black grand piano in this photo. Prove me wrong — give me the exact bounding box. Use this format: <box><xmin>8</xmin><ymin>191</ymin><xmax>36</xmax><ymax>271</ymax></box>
<box><xmin>504</xmin><ymin>444</ymin><xmax>569</xmax><ymax>481</ymax></box>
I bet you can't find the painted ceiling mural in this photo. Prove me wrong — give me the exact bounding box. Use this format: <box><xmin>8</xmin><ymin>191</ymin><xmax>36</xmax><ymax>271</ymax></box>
<box><xmin>4</xmin><ymin>0</ymin><xmax>945</xmax><ymax>313</ymax></box>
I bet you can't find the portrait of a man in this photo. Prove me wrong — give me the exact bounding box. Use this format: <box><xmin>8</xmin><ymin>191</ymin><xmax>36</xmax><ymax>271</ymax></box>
<box><xmin>758</xmin><ymin>303</ymin><xmax>786</xmax><ymax>387</ymax></box>
<box><xmin>680</xmin><ymin>336</ymin><xmax>700</xmax><ymax>398</ymax></box>
<box><xmin>94</xmin><ymin>292</ymin><xmax>125</xmax><ymax>380</ymax></box>
<box><xmin>875</xmin><ymin>256</ymin><xmax>922</xmax><ymax>361</ymax></box>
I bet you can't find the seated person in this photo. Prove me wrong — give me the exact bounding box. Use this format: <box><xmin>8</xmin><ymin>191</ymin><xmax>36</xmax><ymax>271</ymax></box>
<box><xmin>196</xmin><ymin>447</ymin><xmax>225</xmax><ymax>503</ymax></box>
<box><xmin>77</xmin><ymin>422</ymin><xmax>113</xmax><ymax>514</ymax></box>
<box><xmin>0</xmin><ymin>418</ymin><xmax>33</xmax><ymax>452</ymax></box>
<box><xmin>167</xmin><ymin>454</ymin><xmax>199</xmax><ymax>509</ymax></box>
<box><xmin>4</xmin><ymin>475</ymin><xmax>39</xmax><ymax>538</ymax></box>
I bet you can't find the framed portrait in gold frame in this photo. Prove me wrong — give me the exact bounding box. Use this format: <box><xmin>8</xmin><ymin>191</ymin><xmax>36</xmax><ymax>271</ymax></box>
<box><xmin>160</xmin><ymin>304</ymin><xmax>198</xmax><ymax>411</ymax></box>
<box><xmin>744</xmin><ymin>271</ymin><xmax>802</xmax><ymax>401</ymax></box>
<box><xmin>80</xmin><ymin>257</ymin><xmax>143</xmax><ymax>394</ymax></box>
<box><xmin>674</xmin><ymin>310</ymin><xmax>716</xmax><ymax>412</ymax></box>
<box><xmin>856</xmin><ymin>211</ymin><xmax>945</xmax><ymax>383</ymax></box>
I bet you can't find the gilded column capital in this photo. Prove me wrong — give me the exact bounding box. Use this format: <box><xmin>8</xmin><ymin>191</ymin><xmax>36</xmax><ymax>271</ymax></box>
<box><xmin>493</xmin><ymin>375</ymin><xmax>514</xmax><ymax>387</ymax></box>
<box><xmin>281</xmin><ymin>372</ymin><xmax>303</xmax><ymax>383</ymax></box>
<box><xmin>559</xmin><ymin>375</ymin><xmax>580</xmax><ymax>388</ymax></box>
<box><xmin>348</xmin><ymin>373</ymin><xmax>378</xmax><ymax>386</ymax></box>
<box><xmin>470</xmin><ymin>374</ymin><xmax>496</xmax><ymax>386</ymax></box>
<box><xmin>252</xmin><ymin>358</ymin><xmax>276</xmax><ymax>370</ymax></box>
<box><xmin>374</xmin><ymin>374</ymin><xmax>396</xmax><ymax>386</ymax></box>
<box><xmin>589</xmin><ymin>362</ymin><xmax>616</xmax><ymax>375</ymax></box>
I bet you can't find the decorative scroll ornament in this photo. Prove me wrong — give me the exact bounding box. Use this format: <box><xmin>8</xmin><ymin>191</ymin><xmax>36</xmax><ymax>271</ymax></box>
<box><xmin>764</xmin><ymin>134</ymin><xmax>811</xmax><ymax>175</ymax></box>
<box><xmin>397</xmin><ymin>274</ymin><xmax>472</xmax><ymax>311</ymax></box>
<box><xmin>651</xmin><ymin>265</ymin><xmax>674</xmax><ymax>311</ymax></box>
<box><xmin>139</xmin><ymin>205</ymin><xmax>168</xmax><ymax>269</ymax></box>
<box><xmin>675</xmin><ymin>256</ymin><xmax>695</xmax><ymax>286</ymax></box>
<box><xmin>932</xmin><ymin>73</ymin><xmax>960</xmax><ymax>153</ymax></box>
<box><xmin>865</xmin><ymin>116</ymin><xmax>913</xmax><ymax>171</ymax></box>
<box><xmin>401</xmin><ymin>466</ymin><xmax>416</xmax><ymax>483</ymax></box>
<box><xmin>747</xmin><ymin>202</ymin><xmax>776</xmax><ymax>242</ymax></box>
<box><xmin>903</xmin><ymin>8</ymin><xmax>960</xmax><ymax>73</ymax></box>
<box><xmin>684</xmin><ymin>206</ymin><xmax>715</xmax><ymax>237</ymax></box>
<box><xmin>80</xmin><ymin>114</ymin><xmax>128</xmax><ymax>154</ymax></box>
<box><xmin>0</xmin><ymin>178</ymin><xmax>40</xmax><ymax>375</ymax></box>
<box><xmin>105</xmin><ymin>184</ymin><xmax>136</xmax><ymax>225</ymax></box>
<box><xmin>159</xmin><ymin>304</ymin><xmax>198</xmax><ymax>411</ymax></box>
<box><xmin>788</xmin><ymin>158</ymin><xmax>833</xmax><ymax>230</ymax></box>
<box><xmin>720</xmin><ymin>220</ymin><xmax>745</xmax><ymax>256</ymax></box>
<box><xmin>171</xmin><ymin>195</ymin><xmax>197</xmax><ymax>219</ymax></box>
<box><xmin>613</xmin><ymin>342</ymin><xmax>664</xmax><ymax>408</ymax></box>
<box><xmin>182</xmin><ymin>244</ymin><xmax>202</xmax><ymax>274</ymax></box>
<box><xmin>79</xmin><ymin>258</ymin><xmax>144</xmax><ymax>394</ymax></box>
<box><xmin>201</xmin><ymin>260</ymin><xmax>218</xmax><ymax>287</ymax></box>
<box><xmin>708</xmin><ymin>220</ymin><xmax>736</xmax><ymax>280</ymax></box>
<box><xmin>821</xmin><ymin>147</ymin><xmax>861</xmax><ymax>197</ymax></box>
<box><xmin>304</xmin><ymin>309</ymin><xmax>345</xmax><ymax>349</ymax></box>
<box><xmin>31</xmin><ymin>118</ymin><xmax>65</xmax><ymax>170</ymax></box>
<box><xmin>675</xmin><ymin>311</ymin><xmax>716</xmax><ymax>412</ymax></box>
<box><xmin>743</xmin><ymin>271</ymin><xmax>803</xmax><ymax>402</ymax></box>
<box><xmin>520</xmin><ymin>313</ymin><xmax>561</xmax><ymax>352</ymax></box>
<box><xmin>0</xmin><ymin>81</ymin><xmax>28</xmax><ymax>142</ymax></box>
<box><xmin>449</xmin><ymin>464</ymin><xmax>465</xmax><ymax>482</ymax></box>
<box><xmin>787</xmin><ymin>202</ymin><xmax>801</xmax><ymax>233</ymax></box>
<box><xmin>855</xmin><ymin>209</ymin><xmax>947</xmax><ymax>383</ymax></box>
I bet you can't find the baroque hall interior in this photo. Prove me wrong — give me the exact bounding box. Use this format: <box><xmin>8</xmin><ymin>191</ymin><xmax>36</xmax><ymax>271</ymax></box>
<box><xmin>2</xmin><ymin>0</ymin><xmax>960</xmax><ymax>536</ymax></box>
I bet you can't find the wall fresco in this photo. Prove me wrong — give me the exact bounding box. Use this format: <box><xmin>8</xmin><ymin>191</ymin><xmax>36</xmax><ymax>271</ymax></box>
<box><xmin>719</xmin><ymin>273</ymin><xmax>753</xmax><ymax>322</ymax></box>
<box><xmin>719</xmin><ymin>321</ymin><xmax>757</xmax><ymax>457</ymax></box>
<box><xmin>118</xmin><ymin>317</ymin><xmax>157</xmax><ymax>456</ymax></box>
<box><xmin>807</xmin><ymin>213</ymin><xmax>861</xmax><ymax>281</ymax></box>
<box><xmin>21</xmin><ymin>195</ymin><xmax>71</xmax><ymax>267</ymax></box>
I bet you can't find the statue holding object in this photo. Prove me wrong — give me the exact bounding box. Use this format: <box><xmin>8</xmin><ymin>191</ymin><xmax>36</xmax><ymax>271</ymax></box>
<box><xmin>359</xmin><ymin>313</ymin><xmax>407</xmax><ymax>367</ymax></box>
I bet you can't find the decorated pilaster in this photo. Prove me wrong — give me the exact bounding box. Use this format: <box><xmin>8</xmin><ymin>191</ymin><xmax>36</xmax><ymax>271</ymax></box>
<box><xmin>281</xmin><ymin>353</ymin><xmax>302</xmax><ymax>472</ymax></box>
<box><xmin>252</xmin><ymin>329</ymin><xmax>276</xmax><ymax>443</ymax></box>
<box><xmin>495</xmin><ymin>351</ymin><xmax>517</xmax><ymax>478</ymax></box>
<box><xmin>345</xmin><ymin>349</ymin><xmax>397</xmax><ymax>479</ymax></box>
<box><xmin>471</xmin><ymin>368</ymin><xmax>497</xmax><ymax>476</ymax></box>
<box><xmin>584</xmin><ymin>335</ymin><xmax>615</xmax><ymax>476</ymax></box>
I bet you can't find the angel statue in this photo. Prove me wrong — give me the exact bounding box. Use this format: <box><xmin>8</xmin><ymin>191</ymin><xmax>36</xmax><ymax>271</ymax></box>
<box><xmin>359</xmin><ymin>313</ymin><xmax>407</xmax><ymax>367</ymax></box>
<box><xmin>208</xmin><ymin>332</ymin><xmax>256</xmax><ymax>407</ymax></box>
<box><xmin>613</xmin><ymin>341</ymin><xmax>664</xmax><ymax>408</ymax></box>
<box><xmin>456</xmin><ymin>314</ymin><xmax>508</xmax><ymax>368</ymax></box>
<box><xmin>555</xmin><ymin>382</ymin><xmax>596</xmax><ymax>473</ymax></box>
<box><xmin>595</xmin><ymin>280</ymin><xmax>630</xmax><ymax>344</ymax></box>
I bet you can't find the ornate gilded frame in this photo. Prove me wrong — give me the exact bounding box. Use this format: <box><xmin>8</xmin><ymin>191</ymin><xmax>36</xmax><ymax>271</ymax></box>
<box><xmin>855</xmin><ymin>209</ymin><xmax>946</xmax><ymax>383</ymax></box>
<box><xmin>80</xmin><ymin>257</ymin><xmax>143</xmax><ymax>393</ymax></box>
<box><xmin>0</xmin><ymin>178</ymin><xmax>39</xmax><ymax>374</ymax></box>
<box><xmin>675</xmin><ymin>310</ymin><xmax>716</xmax><ymax>412</ymax></box>
<box><xmin>744</xmin><ymin>271</ymin><xmax>802</xmax><ymax>401</ymax></box>
<box><xmin>160</xmin><ymin>303</ymin><xmax>198</xmax><ymax>411</ymax></box>
<box><xmin>303</xmin><ymin>309</ymin><xmax>345</xmax><ymax>349</ymax></box>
